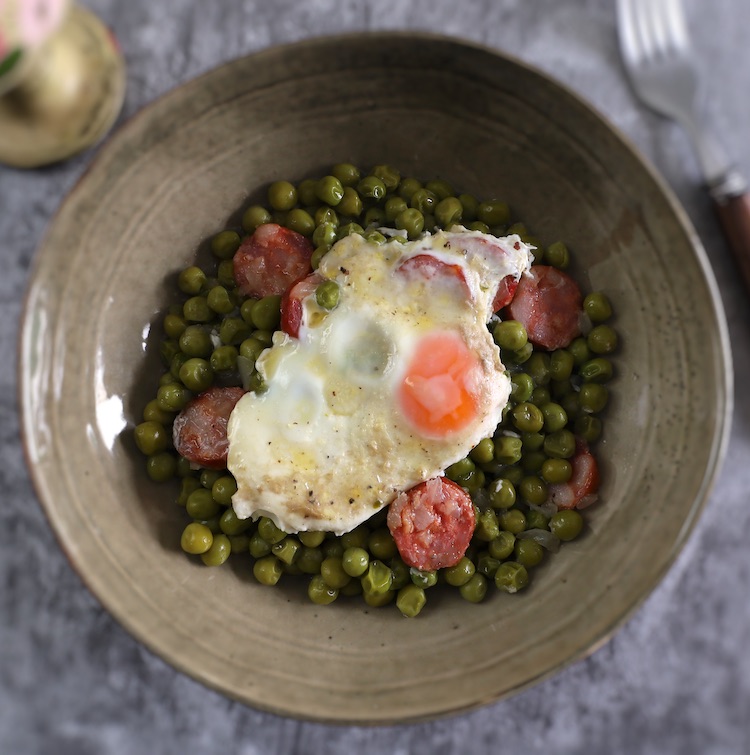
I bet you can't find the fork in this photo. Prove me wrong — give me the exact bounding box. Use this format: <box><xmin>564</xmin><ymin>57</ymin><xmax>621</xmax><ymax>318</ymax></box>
<box><xmin>617</xmin><ymin>0</ymin><xmax>750</xmax><ymax>292</ymax></box>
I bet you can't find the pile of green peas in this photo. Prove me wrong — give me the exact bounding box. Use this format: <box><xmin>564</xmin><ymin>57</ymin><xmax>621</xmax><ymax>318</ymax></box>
<box><xmin>133</xmin><ymin>163</ymin><xmax>617</xmax><ymax>618</ymax></box>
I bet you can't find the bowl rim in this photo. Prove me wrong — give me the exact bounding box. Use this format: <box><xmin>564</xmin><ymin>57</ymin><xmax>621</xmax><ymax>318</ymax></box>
<box><xmin>17</xmin><ymin>30</ymin><xmax>734</xmax><ymax>724</ymax></box>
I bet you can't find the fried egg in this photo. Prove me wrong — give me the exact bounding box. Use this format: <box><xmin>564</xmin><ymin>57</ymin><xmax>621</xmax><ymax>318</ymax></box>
<box><xmin>227</xmin><ymin>228</ymin><xmax>533</xmax><ymax>534</ymax></box>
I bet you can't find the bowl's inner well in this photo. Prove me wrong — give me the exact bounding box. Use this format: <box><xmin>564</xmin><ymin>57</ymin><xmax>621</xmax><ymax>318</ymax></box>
<box><xmin>21</xmin><ymin>35</ymin><xmax>730</xmax><ymax>723</ymax></box>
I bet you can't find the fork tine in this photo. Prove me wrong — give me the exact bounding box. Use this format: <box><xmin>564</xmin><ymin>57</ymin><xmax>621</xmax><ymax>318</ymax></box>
<box><xmin>632</xmin><ymin>0</ymin><xmax>658</xmax><ymax>61</ymax></box>
<box><xmin>617</xmin><ymin>0</ymin><xmax>642</xmax><ymax>66</ymax></box>
<box><xmin>662</xmin><ymin>0</ymin><xmax>690</xmax><ymax>54</ymax></box>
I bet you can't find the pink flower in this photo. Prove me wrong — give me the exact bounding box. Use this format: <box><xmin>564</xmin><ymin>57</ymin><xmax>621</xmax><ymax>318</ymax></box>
<box><xmin>19</xmin><ymin>0</ymin><xmax>67</xmax><ymax>48</ymax></box>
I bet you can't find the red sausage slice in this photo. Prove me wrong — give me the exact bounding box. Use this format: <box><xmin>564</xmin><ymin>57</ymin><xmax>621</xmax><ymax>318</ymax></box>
<box><xmin>506</xmin><ymin>265</ymin><xmax>582</xmax><ymax>349</ymax></box>
<box><xmin>492</xmin><ymin>274</ymin><xmax>519</xmax><ymax>311</ymax></box>
<box><xmin>387</xmin><ymin>477</ymin><xmax>476</xmax><ymax>571</ymax></box>
<box><xmin>549</xmin><ymin>439</ymin><xmax>600</xmax><ymax>510</ymax></box>
<box><xmin>233</xmin><ymin>223</ymin><xmax>314</xmax><ymax>298</ymax></box>
<box><xmin>397</xmin><ymin>254</ymin><xmax>471</xmax><ymax>299</ymax></box>
<box><xmin>172</xmin><ymin>386</ymin><xmax>245</xmax><ymax>470</ymax></box>
<box><xmin>280</xmin><ymin>273</ymin><xmax>322</xmax><ymax>338</ymax></box>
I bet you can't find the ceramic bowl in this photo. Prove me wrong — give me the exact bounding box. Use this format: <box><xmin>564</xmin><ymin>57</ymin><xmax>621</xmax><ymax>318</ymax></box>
<box><xmin>19</xmin><ymin>33</ymin><xmax>732</xmax><ymax>724</ymax></box>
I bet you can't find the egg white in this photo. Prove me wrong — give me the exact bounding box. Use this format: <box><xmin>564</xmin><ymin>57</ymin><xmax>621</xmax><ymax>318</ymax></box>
<box><xmin>227</xmin><ymin>228</ymin><xmax>532</xmax><ymax>535</ymax></box>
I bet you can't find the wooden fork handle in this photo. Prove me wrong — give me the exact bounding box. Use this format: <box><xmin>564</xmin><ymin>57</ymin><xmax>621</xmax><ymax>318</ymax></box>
<box><xmin>713</xmin><ymin>191</ymin><xmax>750</xmax><ymax>294</ymax></box>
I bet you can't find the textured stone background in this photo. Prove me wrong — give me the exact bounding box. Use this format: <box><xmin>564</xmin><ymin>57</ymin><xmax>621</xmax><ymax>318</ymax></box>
<box><xmin>2</xmin><ymin>1</ymin><xmax>750</xmax><ymax>753</ymax></box>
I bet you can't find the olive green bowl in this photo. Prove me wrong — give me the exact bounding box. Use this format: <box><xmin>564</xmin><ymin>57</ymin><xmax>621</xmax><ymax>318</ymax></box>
<box><xmin>19</xmin><ymin>33</ymin><xmax>732</xmax><ymax>724</ymax></box>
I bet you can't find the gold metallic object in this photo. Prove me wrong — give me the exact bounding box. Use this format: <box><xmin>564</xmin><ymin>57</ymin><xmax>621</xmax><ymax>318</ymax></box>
<box><xmin>0</xmin><ymin>2</ymin><xmax>126</xmax><ymax>168</ymax></box>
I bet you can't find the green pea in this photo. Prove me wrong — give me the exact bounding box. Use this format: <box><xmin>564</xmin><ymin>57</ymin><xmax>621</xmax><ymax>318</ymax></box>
<box><xmin>396</xmin><ymin>208</ymin><xmax>424</xmax><ymax>239</ymax></box>
<box><xmin>163</xmin><ymin>313</ymin><xmax>187</xmax><ymax>341</ymax></box>
<box><xmin>583</xmin><ymin>292</ymin><xmax>613</xmax><ymax>322</ymax></box>
<box><xmin>522</xmin><ymin>450</ymin><xmax>546</xmax><ymax>474</ymax></box>
<box><xmin>527</xmin><ymin>352</ymin><xmax>551</xmax><ymax>386</ymax></box>
<box><xmin>340</xmin><ymin>579</ymin><xmax>363</xmax><ymax>597</ymax></box>
<box><xmin>273</xmin><ymin>537</ymin><xmax>301</xmax><ymax>565</ymax></box>
<box><xmin>541</xmin><ymin>402</ymin><xmax>568</xmax><ymax>432</ymax></box>
<box><xmin>181</xmin><ymin>522</ymin><xmax>213</xmax><ymax>555</ymax></box>
<box><xmin>316</xmin><ymin>280</ymin><xmax>340</xmax><ymax>310</ymax></box>
<box><xmin>157</xmin><ymin>383</ymin><xmax>190</xmax><ymax>412</ymax></box>
<box><xmin>250</xmin><ymin>295</ymin><xmax>282</xmax><ymax>331</ymax></box>
<box><xmin>219</xmin><ymin>507</ymin><xmax>250</xmax><ymax>536</ymax></box>
<box><xmin>574</xmin><ymin>414</ymin><xmax>602</xmax><ymax>443</ymax></box>
<box><xmin>443</xmin><ymin>557</ymin><xmax>475</xmax><ymax>587</ymax></box>
<box><xmin>322</xmin><ymin>539</ymin><xmax>344</xmax><ymax>559</ymax></box>
<box><xmin>315</xmin><ymin>175</ymin><xmax>345</xmax><ymax>206</ymax></box>
<box><xmin>211</xmin><ymin>475</ymin><xmax>237</xmax><ymax>506</ymax></box>
<box><xmin>549</xmin><ymin>510</ymin><xmax>584</xmax><ymax>541</ymax></box>
<box><xmin>248</xmin><ymin>532</ymin><xmax>272</xmax><ymax>558</ymax></box>
<box><xmin>298</xmin><ymin>530</ymin><xmax>326</xmax><ymax>548</ymax></box>
<box><xmin>544</xmin><ymin>429</ymin><xmax>576</xmax><ymax>459</ymax></box>
<box><xmin>178</xmin><ymin>326</ymin><xmax>211</xmax><ymax>358</ymax></box>
<box><xmin>530</xmin><ymin>387</ymin><xmax>551</xmax><ymax>406</ymax></box>
<box><xmin>389</xmin><ymin>558</ymin><xmax>410</xmax><ymax>590</ymax></box>
<box><xmin>396</xmin><ymin>584</ymin><xmax>426</xmax><ymax>617</ymax></box>
<box><xmin>363</xmin><ymin>589</ymin><xmax>394</xmax><ymax>608</ymax></box>
<box><xmin>179</xmin><ymin>358</ymin><xmax>213</xmax><ymax>392</ymax></box>
<box><xmin>514</xmin><ymin>539</ymin><xmax>544</xmax><ymax>568</ymax></box>
<box><xmin>210</xmin><ymin>345</ymin><xmax>238</xmax><ymax>372</ymax></box>
<box><xmin>357</xmin><ymin>175</ymin><xmax>387</xmax><ymax>201</ymax></box>
<box><xmin>361</xmin><ymin>559</ymin><xmax>393</xmax><ymax>596</ymax></box>
<box><xmin>198</xmin><ymin>469</ymin><xmax>221</xmax><ymax>489</ymax></box>
<box><xmin>370</xmin><ymin>164</ymin><xmax>400</xmax><ymax>191</ymax></box>
<box><xmin>512</xmin><ymin>402</ymin><xmax>544</xmax><ymax>433</ymax></box>
<box><xmin>338</xmin><ymin>525</ymin><xmax>367</xmax><ymax>551</ymax></box>
<box><xmin>296</xmin><ymin>178</ymin><xmax>319</xmax><ymax>206</ymax></box>
<box><xmin>493</xmin><ymin>435</ymin><xmax>523</xmax><ymax>465</ymax></box>
<box><xmin>210</xmin><ymin>230</ymin><xmax>241</xmax><ymax>260</ymax></box>
<box><xmin>398</xmin><ymin>177</ymin><xmax>422</xmax><ymax>202</ymax></box>
<box><xmin>176</xmin><ymin>476</ymin><xmax>201</xmax><ymax>506</ymax></box>
<box><xmin>526</xmin><ymin>508</ymin><xmax>550</xmax><ymax>530</ymax></box>
<box><xmin>242</xmin><ymin>205</ymin><xmax>272</xmax><ymax>233</ymax></box>
<box><xmin>521</xmin><ymin>432</ymin><xmax>545</xmax><ymax>451</ymax></box>
<box><xmin>467</xmin><ymin>220</ymin><xmax>490</xmax><ymax>234</ymax></box>
<box><xmin>313</xmin><ymin>221</ymin><xmax>337</xmax><ymax>248</ymax></box>
<box><xmin>368</xmin><ymin>528</ymin><xmax>397</xmax><ymax>561</ymax></box>
<box><xmin>200</xmin><ymin>534</ymin><xmax>231</xmax><ymax>566</ymax></box>
<box><xmin>409</xmin><ymin>188</ymin><xmax>438</xmax><ymax>214</ymax></box>
<box><xmin>580</xmin><ymin>357</ymin><xmax>614</xmax><ymax>383</ymax></box>
<box><xmin>456</xmin><ymin>468</ymin><xmax>485</xmax><ymax>492</ymax></box>
<box><xmin>495</xmin><ymin>561</ymin><xmax>529</xmax><ymax>593</ymax></box>
<box><xmin>229</xmin><ymin>534</ymin><xmax>249</xmax><ymax>553</ymax></box>
<box><xmin>588</xmin><ymin>325</ymin><xmax>618</xmax><ymax>354</ymax></box>
<box><xmin>561</xmin><ymin>392</ymin><xmax>582</xmax><ymax>420</ymax></box>
<box><xmin>459</xmin><ymin>573</ymin><xmax>488</xmax><ymax>604</ymax></box>
<box><xmin>541</xmin><ymin>458</ymin><xmax>573</xmax><ymax>484</ymax></box>
<box><xmin>186</xmin><ymin>488</ymin><xmax>220</xmax><ymax>520</ymax></box>
<box><xmin>342</xmin><ymin>547</ymin><xmax>369</xmax><ymax>577</ymax></box>
<box><xmin>286</xmin><ymin>208</ymin><xmax>315</xmax><ymax>236</ymax></box>
<box><xmin>331</xmin><ymin>162</ymin><xmax>361</xmax><ymax>187</ymax></box>
<box><xmin>445</xmin><ymin>457</ymin><xmax>475</xmax><ymax>481</ymax></box>
<box><xmin>365</xmin><ymin>230</ymin><xmax>387</xmax><ymax>244</ymax></box>
<box><xmin>489</xmin><ymin>478</ymin><xmax>516</xmax><ymax>509</ymax></box>
<box><xmin>385</xmin><ymin>196</ymin><xmax>408</xmax><ymax>222</ymax></box>
<box><xmin>409</xmin><ymin>568</ymin><xmax>438</xmax><ymax>589</ymax></box>
<box><xmin>314</xmin><ymin>206</ymin><xmax>339</xmax><ymax>227</ymax></box>
<box><xmin>364</xmin><ymin>207</ymin><xmax>386</xmax><ymax>227</ymax></box>
<box><xmin>205</xmin><ymin>286</ymin><xmax>233</xmax><ymax>316</ymax></box>
<box><xmin>508</xmin><ymin>373</ymin><xmax>533</xmax><ymax>403</ymax></box>
<box><xmin>500</xmin><ymin>508</ymin><xmax>527</xmax><ymax>535</ymax></box>
<box><xmin>146</xmin><ymin>452</ymin><xmax>176</xmax><ymax>482</ymax></box>
<box><xmin>579</xmin><ymin>383</ymin><xmax>609</xmax><ymax>414</ymax></box>
<box><xmin>257</xmin><ymin>516</ymin><xmax>286</xmax><ymax>544</ymax></box>
<box><xmin>254</xmin><ymin>555</ymin><xmax>283</xmax><ymax>586</ymax></box>
<box><xmin>178</xmin><ymin>266</ymin><xmax>207</xmax><ymax>295</ymax></box>
<box><xmin>477</xmin><ymin>200</ymin><xmax>510</xmax><ymax>226</ymax></box>
<box><xmin>545</xmin><ymin>241</ymin><xmax>570</xmax><ymax>269</ymax></box>
<box><xmin>489</xmin><ymin>530</ymin><xmax>516</xmax><ymax>559</ymax></box>
<box><xmin>337</xmin><ymin>222</ymin><xmax>364</xmax><ymax>239</ymax></box>
<box><xmin>239</xmin><ymin>337</ymin><xmax>265</xmax><ymax>364</ymax></box>
<box><xmin>306</xmin><ymin>574</ymin><xmax>337</xmax><ymax>604</ymax></box>
<box><xmin>474</xmin><ymin>508</ymin><xmax>500</xmax><ymax>541</ymax></box>
<box><xmin>267</xmin><ymin>180</ymin><xmax>297</xmax><ymax>211</ymax></box>
<box><xmin>458</xmin><ymin>193</ymin><xmax>479</xmax><ymax>221</ymax></box>
<box><xmin>142</xmin><ymin>399</ymin><xmax>172</xmax><ymax>425</ymax></box>
<box><xmin>337</xmin><ymin>186</ymin><xmax>363</xmax><ymax>217</ymax></box>
<box><xmin>476</xmin><ymin>551</ymin><xmax>501</xmax><ymax>578</ymax></box>
<box><xmin>319</xmin><ymin>556</ymin><xmax>350</xmax><ymax>589</ymax></box>
<box><xmin>469</xmin><ymin>438</ymin><xmax>495</xmax><ymax>465</ymax></box>
<box><xmin>569</xmin><ymin>337</ymin><xmax>591</xmax><ymax>366</ymax></box>
<box><xmin>493</xmin><ymin>320</ymin><xmax>528</xmax><ymax>351</ymax></box>
<box><xmin>434</xmin><ymin>196</ymin><xmax>463</xmax><ymax>227</ymax></box>
<box><xmin>519</xmin><ymin>476</ymin><xmax>548</xmax><ymax>505</ymax></box>
<box><xmin>251</xmin><ymin>329</ymin><xmax>273</xmax><ymax>346</ymax></box>
<box><xmin>297</xmin><ymin>546</ymin><xmax>324</xmax><ymax>574</ymax></box>
<box><xmin>509</xmin><ymin>342</ymin><xmax>534</xmax><ymax>365</ymax></box>
<box><xmin>183</xmin><ymin>296</ymin><xmax>212</xmax><ymax>323</ymax></box>
<box><xmin>549</xmin><ymin>349</ymin><xmax>575</xmax><ymax>381</ymax></box>
<box><xmin>134</xmin><ymin>421</ymin><xmax>169</xmax><ymax>456</ymax></box>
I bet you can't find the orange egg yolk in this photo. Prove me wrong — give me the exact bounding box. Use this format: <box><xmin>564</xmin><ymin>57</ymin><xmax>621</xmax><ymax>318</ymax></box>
<box><xmin>398</xmin><ymin>331</ymin><xmax>481</xmax><ymax>439</ymax></box>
